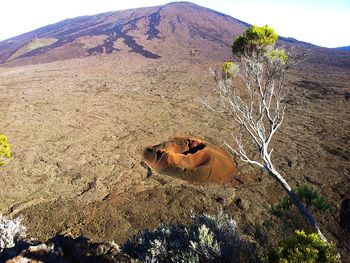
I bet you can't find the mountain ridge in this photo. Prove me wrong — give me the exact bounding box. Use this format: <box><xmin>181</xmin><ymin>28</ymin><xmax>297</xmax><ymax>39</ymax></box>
<box><xmin>0</xmin><ymin>1</ymin><xmax>347</xmax><ymax>68</ymax></box>
<box><xmin>0</xmin><ymin>2</ymin><xmax>251</xmax><ymax>65</ymax></box>
<box><xmin>336</xmin><ymin>45</ymin><xmax>350</xmax><ymax>51</ymax></box>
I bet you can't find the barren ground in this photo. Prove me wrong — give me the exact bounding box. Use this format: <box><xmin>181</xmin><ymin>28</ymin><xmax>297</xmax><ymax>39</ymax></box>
<box><xmin>1</xmin><ymin>52</ymin><xmax>349</xmax><ymax>259</ymax></box>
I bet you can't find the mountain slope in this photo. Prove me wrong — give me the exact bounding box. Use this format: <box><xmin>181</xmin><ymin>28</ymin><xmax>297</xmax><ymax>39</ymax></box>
<box><xmin>336</xmin><ymin>46</ymin><xmax>350</xmax><ymax>51</ymax></box>
<box><xmin>0</xmin><ymin>2</ymin><xmax>250</xmax><ymax>65</ymax></box>
<box><xmin>1</xmin><ymin>2</ymin><xmax>349</xmax><ymax>68</ymax></box>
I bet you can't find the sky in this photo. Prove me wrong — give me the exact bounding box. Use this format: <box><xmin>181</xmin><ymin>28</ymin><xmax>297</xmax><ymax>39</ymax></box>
<box><xmin>1</xmin><ymin>0</ymin><xmax>349</xmax><ymax>48</ymax></box>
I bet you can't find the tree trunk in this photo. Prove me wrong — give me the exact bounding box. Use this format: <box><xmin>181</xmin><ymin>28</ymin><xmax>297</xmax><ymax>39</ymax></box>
<box><xmin>266</xmin><ymin>166</ymin><xmax>329</xmax><ymax>243</ymax></box>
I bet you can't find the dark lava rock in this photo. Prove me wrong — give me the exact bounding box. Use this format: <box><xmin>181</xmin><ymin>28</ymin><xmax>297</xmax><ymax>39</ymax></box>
<box><xmin>235</xmin><ymin>198</ymin><xmax>246</xmax><ymax>210</ymax></box>
<box><xmin>4</xmin><ymin>235</ymin><xmax>136</xmax><ymax>263</ymax></box>
<box><xmin>340</xmin><ymin>198</ymin><xmax>350</xmax><ymax>232</ymax></box>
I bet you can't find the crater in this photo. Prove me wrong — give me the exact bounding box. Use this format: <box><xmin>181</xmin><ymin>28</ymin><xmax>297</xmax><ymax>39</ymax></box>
<box><xmin>143</xmin><ymin>137</ymin><xmax>238</xmax><ymax>185</ymax></box>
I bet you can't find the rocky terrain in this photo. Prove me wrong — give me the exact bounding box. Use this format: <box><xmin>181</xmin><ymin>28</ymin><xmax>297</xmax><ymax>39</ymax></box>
<box><xmin>0</xmin><ymin>1</ymin><xmax>349</xmax><ymax>261</ymax></box>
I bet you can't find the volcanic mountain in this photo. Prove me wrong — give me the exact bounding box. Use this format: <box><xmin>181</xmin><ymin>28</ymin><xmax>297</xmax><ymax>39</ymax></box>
<box><xmin>1</xmin><ymin>1</ymin><xmax>349</xmax><ymax>68</ymax></box>
<box><xmin>0</xmin><ymin>2</ymin><xmax>252</xmax><ymax>66</ymax></box>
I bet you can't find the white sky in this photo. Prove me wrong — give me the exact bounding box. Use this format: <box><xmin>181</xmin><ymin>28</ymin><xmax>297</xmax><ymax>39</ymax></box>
<box><xmin>1</xmin><ymin>0</ymin><xmax>349</xmax><ymax>48</ymax></box>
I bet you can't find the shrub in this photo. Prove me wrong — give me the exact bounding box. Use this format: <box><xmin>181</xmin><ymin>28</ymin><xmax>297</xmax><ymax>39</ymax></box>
<box><xmin>0</xmin><ymin>134</ymin><xmax>11</xmax><ymax>166</ymax></box>
<box><xmin>232</xmin><ymin>25</ymin><xmax>278</xmax><ymax>55</ymax></box>
<box><xmin>268</xmin><ymin>230</ymin><xmax>338</xmax><ymax>263</ymax></box>
<box><xmin>221</xmin><ymin>61</ymin><xmax>238</xmax><ymax>79</ymax></box>
<box><xmin>122</xmin><ymin>211</ymin><xmax>240</xmax><ymax>262</ymax></box>
<box><xmin>296</xmin><ymin>186</ymin><xmax>331</xmax><ymax>211</ymax></box>
<box><xmin>270</xmin><ymin>196</ymin><xmax>293</xmax><ymax>218</ymax></box>
<box><xmin>269</xmin><ymin>49</ymin><xmax>288</xmax><ymax>64</ymax></box>
<box><xmin>0</xmin><ymin>213</ymin><xmax>26</xmax><ymax>253</ymax></box>
<box><xmin>270</xmin><ymin>186</ymin><xmax>331</xmax><ymax>218</ymax></box>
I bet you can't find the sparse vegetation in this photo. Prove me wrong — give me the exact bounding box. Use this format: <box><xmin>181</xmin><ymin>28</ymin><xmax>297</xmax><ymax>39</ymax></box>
<box><xmin>122</xmin><ymin>211</ymin><xmax>241</xmax><ymax>263</ymax></box>
<box><xmin>0</xmin><ymin>213</ymin><xmax>26</xmax><ymax>253</ymax></box>
<box><xmin>271</xmin><ymin>185</ymin><xmax>332</xmax><ymax>218</ymax></box>
<box><xmin>8</xmin><ymin>38</ymin><xmax>57</xmax><ymax>61</ymax></box>
<box><xmin>268</xmin><ymin>230</ymin><xmax>338</xmax><ymax>263</ymax></box>
<box><xmin>270</xmin><ymin>196</ymin><xmax>293</xmax><ymax>218</ymax></box>
<box><xmin>221</xmin><ymin>61</ymin><xmax>236</xmax><ymax>79</ymax></box>
<box><xmin>296</xmin><ymin>186</ymin><xmax>332</xmax><ymax>212</ymax></box>
<box><xmin>0</xmin><ymin>134</ymin><xmax>11</xmax><ymax>166</ymax></box>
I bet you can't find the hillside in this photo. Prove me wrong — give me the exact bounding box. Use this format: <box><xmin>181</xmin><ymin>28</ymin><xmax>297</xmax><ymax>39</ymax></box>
<box><xmin>336</xmin><ymin>45</ymin><xmax>350</xmax><ymax>51</ymax></box>
<box><xmin>0</xmin><ymin>2</ymin><xmax>250</xmax><ymax>66</ymax></box>
<box><xmin>1</xmin><ymin>2</ymin><xmax>349</xmax><ymax>69</ymax></box>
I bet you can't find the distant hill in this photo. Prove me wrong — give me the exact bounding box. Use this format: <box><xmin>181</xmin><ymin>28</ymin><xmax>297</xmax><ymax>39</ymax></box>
<box><xmin>0</xmin><ymin>2</ymin><xmax>250</xmax><ymax>65</ymax></box>
<box><xmin>0</xmin><ymin>1</ymin><xmax>348</xmax><ymax>68</ymax></box>
<box><xmin>336</xmin><ymin>46</ymin><xmax>350</xmax><ymax>51</ymax></box>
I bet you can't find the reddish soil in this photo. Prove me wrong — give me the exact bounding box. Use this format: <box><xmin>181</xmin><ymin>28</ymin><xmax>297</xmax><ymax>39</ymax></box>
<box><xmin>143</xmin><ymin>137</ymin><xmax>238</xmax><ymax>184</ymax></box>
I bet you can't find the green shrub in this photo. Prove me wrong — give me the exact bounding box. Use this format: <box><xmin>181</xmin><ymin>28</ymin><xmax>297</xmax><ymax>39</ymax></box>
<box><xmin>268</xmin><ymin>230</ymin><xmax>338</xmax><ymax>263</ymax></box>
<box><xmin>0</xmin><ymin>134</ymin><xmax>11</xmax><ymax>166</ymax></box>
<box><xmin>270</xmin><ymin>186</ymin><xmax>331</xmax><ymax>218</ymax></box>
<box><xmin>269</xmin><ymin>49</ymin><xmax>288</xmax><ymax>64</ymax></box>
<box><xmin>270</xmin><ymin>196</ymin><xmax>292</xmax><ymax>218</ymax></box>
<box><xmin>221</xmin><ymin>61</ymin><xmax>237</xmax><ymax>79</ymax></box>
<box><xmin>122</xmin><ymin>211</ymin><xmax>240</xmax><ymax>262</ymax></box>
<box><xmin>232</xmin><ymin>25</ymin><xmax>278</xmax><ymax>56</ymax></box>
<box><xmin>296</xmin><ymin>186</ymin><xmax>331</xmax><ymax>211</ymax></box>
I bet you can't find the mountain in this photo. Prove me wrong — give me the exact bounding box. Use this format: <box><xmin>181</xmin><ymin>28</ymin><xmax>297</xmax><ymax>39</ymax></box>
<box><xmin>0</xmin><ymin>2</ymin><xmax>251</xmax><ymax>66</ymax></box>
<box><xmin>2</xmin><ymin>1</ymin><xmax>348</xmax><ymax>68</ymax></box>
<box><xmin>336</xmin><ymin>45</ymin><xmax>350</xmax><ymax>51</ymax></box>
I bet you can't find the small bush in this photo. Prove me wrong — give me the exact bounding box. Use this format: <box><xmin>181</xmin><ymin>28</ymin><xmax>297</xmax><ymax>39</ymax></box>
<box><xmin>270</xmin><ymin>186</ymin><xmax>331</xmax><ymax>218</ymax></box>
<box><xmin>0</xmin><ymin>213</ymin><xmax>26</xmax><ymax>253</ymax></box>
<box><xmin>232</xmin><ymin>25</ymin><xmax>278</xmax><ymax>55</ymax></box>
<box><xmin>270</xmin><ymin>196</ymin><xmax>292</xmax><ymax>218</ymax></box>
<box><xmin>296</xmin><ymin>186</ymin><xmax>331</xmax><ymax>211</ymax></box>
<box><xmin>269</xmin><ymin>49</ymin><xmax>288</xmax><ymax>64</ymax></box>
<box><xmin>122</xmin><ymin>211</ymin><xmax>240</xmax><ymax>263</ymax></box>
<box><xmin>268</xmin><ymin>230</ymin><xmax>338</xmax><ymax>263</ymax></box>
<box><xmin>0</xmin><ymin>134</ymin><xmax>11</xmax><ymax>166</ymax></box>
<box><xmin>221</xmin><ymin>61</ymin><xmax>238</xmax><ymax>79</ymax></box>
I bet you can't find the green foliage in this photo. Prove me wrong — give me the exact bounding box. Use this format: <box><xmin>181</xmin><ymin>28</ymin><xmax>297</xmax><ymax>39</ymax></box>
<box><xmin>270</xmin><ymin>196</ymin><xmax>293</xmax><ymax>218</ymax></box>
<box><xmin>0</xmin><ymin>134</ymin><xmax>11</xmax><ymax>166</ymax></box>
<box><xmin>221</xmin><ymin>61</ymin><xmax>238</xmax><ymax>80</ymax></box>
<box><xmin>268</xmin><ymin>230</ymin><xmax>338</xmax><ymax>263</ymax></box>
<box><xmin>270</xmin><ymin>186</ymin><xmax>331</xmax><ymax>218</ymax></box>
<box><xmin>122</xmin><ymin>211</ymin><xmax>240</xmax><ymax>262</ymax></box>
<box><xmin>269</xmin><ymin>49</ymin><xmax>288</xmax><ymax>64</ymax></box>
<box><xmin>232</xmin><ymin>25</ymin><xmax>278</xmax><ymax>56</ymax></box>
<box><xmin>296</xmin><ymin>186</ymin><xmax>331</xmax><ymax>211</ymax></box>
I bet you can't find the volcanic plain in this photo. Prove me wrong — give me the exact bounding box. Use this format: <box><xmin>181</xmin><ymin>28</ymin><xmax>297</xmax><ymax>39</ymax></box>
<box><xmin>0</xmin><ymin>1</ymin><xmax>350</xmax><ymax>260</ymax></box>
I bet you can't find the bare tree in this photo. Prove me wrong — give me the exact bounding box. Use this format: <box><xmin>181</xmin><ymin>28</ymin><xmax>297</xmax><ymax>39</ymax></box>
<box><xmin>203</xmin><ymin>25</ymin><xmax>329</xmax><ymax>243</ymax></box>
